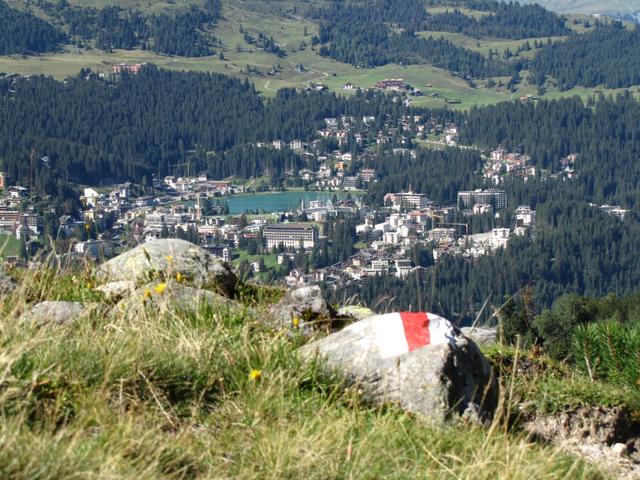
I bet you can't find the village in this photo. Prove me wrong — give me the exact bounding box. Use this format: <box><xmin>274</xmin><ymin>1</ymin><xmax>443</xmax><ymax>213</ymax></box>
<box><xmin>0</xmin><ymin>95</ymin><xmax>629</xmax><ymax>290</ymax></box>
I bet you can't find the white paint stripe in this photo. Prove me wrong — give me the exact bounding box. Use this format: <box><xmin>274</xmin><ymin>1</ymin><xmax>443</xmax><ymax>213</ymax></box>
<box><xmin>426</xmin><ymin>314</ymin><xmax>457</xmax><ymax>346</ymax></box>
<box><xmin>371</xmin><ymin>313</ymin><xmax>409</xmax><ymax>359</ymax></box>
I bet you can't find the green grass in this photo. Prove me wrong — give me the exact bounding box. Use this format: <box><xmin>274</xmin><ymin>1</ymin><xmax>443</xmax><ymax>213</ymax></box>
<box><xmin>484</xmin><ymin>344</ymin><xmax>640</xmax><ymax>416</ymax></box>
<box><xmin>0</xmin><ymin>264</ymin><xmax>612</xmax><ymax>478</ymax></box>
<box><xmin>234</xmin><ymin>249</ymin><xmax>279</xmax><ymax>269</ymax></box>
<box><xmin>0</xmin><ymin>234</ymin><xmax>21</xmax><ymax>258</ymax></box>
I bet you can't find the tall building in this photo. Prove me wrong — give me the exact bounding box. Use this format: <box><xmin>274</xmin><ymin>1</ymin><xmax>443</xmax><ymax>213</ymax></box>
<box><xmin>384</xmin><ymin>192</ymin><xmax>433</xmax><ymax>210</ymax></box>
<box><xmin>457</xmin><ymin>189</ymin><xmax>507</xmax><ymax>210</ymax></box>
<box><xmin>264</xmin><ymin>223</ymin><xmax>318</xmax><ymax>250</ymax></box>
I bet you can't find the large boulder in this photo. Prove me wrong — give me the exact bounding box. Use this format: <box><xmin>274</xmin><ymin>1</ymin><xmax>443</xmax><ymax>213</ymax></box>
<box><xmin>267</xmin><ymin>285</ymin><xmax>333</xmax><ymax>333</ymax></box>
<box><xmin>300</xmin><ymin>312</ymin><xmax>498</xmax><ymax>422</ymax></box>
<box><xmin>96</xmin><ymin>239</ymin><xmax>237</xmax><ymax>297</ymax></box>
<box><xmin>20</xmin><ymin>301</ymin><xmax>96</xmax><ymax>327</ymax></box>
<box><xmin>113</xmin><ymin>280</ymin><xmax>242</xmax><ymax>320</ymax></box>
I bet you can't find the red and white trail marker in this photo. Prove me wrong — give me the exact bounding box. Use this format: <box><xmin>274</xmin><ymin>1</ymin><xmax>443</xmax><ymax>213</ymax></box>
<box><xmin>365</xmin><ymin>312</ymin><xmax>457</xmax><ymax>359</ymax></box>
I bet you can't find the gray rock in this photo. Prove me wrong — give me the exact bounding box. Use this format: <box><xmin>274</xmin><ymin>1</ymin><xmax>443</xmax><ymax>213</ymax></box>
<box><xmin>95</xmin><ymin>280</ymin><xmax>137</xmax><ymax>302</ymax></box>
<box><xmin>113</xmin><ymin>280</ymin><xmax>241</xmax><ymax>320</ymax></box>
<box><xmin>336</xmin><ymin>305</ymin><xmax>375</xmax><ymax>321</ymax></box>
<box><xmin>461</xmin><ymin>327</ymin><xmax>498</xmax><ymax>346</ymax></box>
<box><xmin>300</xmin><ymin>313</ymin><xmax>498</xmax><ymax>422</ymax></box>
<box><xmin>267</xmin><ymin>285</ymin><xmax>332</xmax><ymax>333</ymax></box>
<box><xmin>20</xmin><ymin>301</ymin><xmax>93</xmax><ymax>326</ymax></box>
<box><xmin>97</xmin><ymin>239</ymin><xmax>237</xmax><ymax>296</ymax></box>
<box><xmin>0</xmin><ymin>267</ymin><xmax>16</xmax><ymax>296</ymax></box>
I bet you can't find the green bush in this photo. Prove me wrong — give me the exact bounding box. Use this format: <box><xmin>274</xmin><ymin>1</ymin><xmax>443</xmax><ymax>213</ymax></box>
<box><xmin>573</xmin><ymin>320</ymin><xmax>640</xmax><ymax>387</ymax></box>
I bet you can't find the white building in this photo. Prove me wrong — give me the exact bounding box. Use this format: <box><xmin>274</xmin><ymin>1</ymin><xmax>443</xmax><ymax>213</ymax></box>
<box><xmin>515</xmin><ymin>205</ymin><xmax>536</xmax><ymax>227</ymax></box>
<box><xmin>457</xmin><ymin>189</ymin><xmax>508</xmax><ymax>210</ymax></box>
<box><xmin>263</xmin><ymin>223</ymin><xmax>318</xmax><ymax>250</ymax></box>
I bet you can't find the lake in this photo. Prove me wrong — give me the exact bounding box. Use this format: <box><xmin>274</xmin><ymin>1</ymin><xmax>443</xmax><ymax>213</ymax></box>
<box><xmin>226</xmin><ymin>191</ymin><xmax>358</xmax><ymax>214</ymax></box>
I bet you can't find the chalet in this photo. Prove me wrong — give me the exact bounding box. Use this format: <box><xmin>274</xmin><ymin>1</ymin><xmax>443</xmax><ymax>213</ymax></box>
<box><xmin>375</xmin><ymin>79</ymin><xmax>409</xmax><ymax>91</ymax></box>
<box><xmin>112</xmin><ymin>63</ymin><xmax>144</xmax><ymax>75</ymax></box>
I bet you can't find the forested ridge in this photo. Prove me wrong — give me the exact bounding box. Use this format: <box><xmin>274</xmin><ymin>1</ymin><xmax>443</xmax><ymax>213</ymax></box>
<box><xmin>310</xmin><ymin>0</ymin><xmax>517</xmax><ymax>77</ymax></box>
<box><xmin>28</xmin><ymin>0</ymin><xmax>222</xmax><ymax>56</ymax></box>
<box><xmin>422</xmin><ymin>2</ymin><xmax>569</xmax><ymax>39</ymax></box>
<box><xmin>0</xmin><ymin>0</ymin><xmax>66</xmax><ymax>54</ymax></box>
<box><xmin>0</xmin><ymin>66</ymin><xmax>426</xmax><ymax>190</ymax></box>
<box><xmin>529</xmin><ymin>23</ymin><xmax>640</xmax><ymax>90</ymax></box>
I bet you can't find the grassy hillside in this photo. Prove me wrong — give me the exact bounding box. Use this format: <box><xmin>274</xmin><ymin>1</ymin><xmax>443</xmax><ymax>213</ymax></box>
<box><xmin>0</xmin><ymin>0</ymin><xmax>637</xmax><ymax>110</ymax></box>
<box><xmin>521</xmin><ymin>0</ymin><xmax>640</xmax><ymax>15</ymax></box>
<box><xmin>0</xmin><ymin>263</ymin><xmax>635</xmax><ymax>478</ymax></box>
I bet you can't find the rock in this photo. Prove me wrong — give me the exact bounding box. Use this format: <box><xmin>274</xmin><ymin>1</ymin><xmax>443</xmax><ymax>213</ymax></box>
<box><xmin>336</xmin><ymin>305</ymin><xmax>375</xmax><ymax>321</ymax></box>
<box><xmin>461</xmin><ymin>326</ymin><xmax>498</xmax><ymax>346</ymax></box>
<box><xmin>95</xmin><ymin>280</ymin><xmax>137</xmax><ymax>302</ymax></box>
<box><xmin>20</xmin><ymin>301</ymin><xmax>94</xmax><ymax>326</ymax></box>
<box><xmin>524</xmin><ymin>406</ymin><xmax>635</xmax><ymax>445</ymax></box>
<box><xmin>300</xmin><ymin>312</ymin><xmax>498</xmax><ymax>422</ymax></box>
<box><xmin>97</xmin><ymin>239</ymin><xmax>236</xmax><ymax>297</ymax></box>
<box><xmin>0</xmin><ymin>267</ymin><xmax>16</xmax><ymax>296</ymax></box>
<box><xmin>113</xmin><ymin>280</ymin><xmax>241</xmax><ymax>320</ymax></box>
<box><xmin>612</xmin><ymin>443</ymin><xmax>628</xmax><ymax>457</ymax></box>
<box><xmin>267</xmin><ymin>285</ymin><xmax>333</xmax><ymax>333</ymax></box>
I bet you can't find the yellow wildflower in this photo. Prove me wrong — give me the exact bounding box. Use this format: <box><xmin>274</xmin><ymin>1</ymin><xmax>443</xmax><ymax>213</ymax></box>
<box><xmin>154</xmin><ymin>283</ymin><xmax>167</xmax><ymax>295</ymax></box>
<box><xmin>176</xmin><ymin>272</ymin><xmax>184</xmax><ymax>283</ymax></box>
<box><xmin>165</xmin><ymin>255</ymin><xmax>173</xmax><ymax>263</ymax></box>
<box><xmin>292</xmin><ymin>317</ymin><xmax>300</xmax><ymax>328</ymax></box>
<box><xmin>249</xmin><ymin>369</ymin><xmax>262</xmax><ymax>381</ymax></box>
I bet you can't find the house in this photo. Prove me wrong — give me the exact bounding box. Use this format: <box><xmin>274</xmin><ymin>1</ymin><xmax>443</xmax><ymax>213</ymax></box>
<box><xmin>343</xmin><ymin>82</ymin><xmax>355</xmax><ymax>90</ymax></box>
<box><xmin>358</xmin><ymin>169</ymin><xmax>376</xmax><ymax>182</ymax></box>
<box><xmin>342</xmin><ymin>177</ymin><xmax>358</xmax><ymax>190</ymax></box>
<box><xmin>112</xmin><ymin>63</ymin><xmax>144</xmax><ymax>75</ymax></box>
<box><xmin>8</xmin><ymin>186</ymin><xmax>28</xmax><ymax>199</ymax></box>
<box><xmin>515</xmin><ymin>205</ymin><xmax>536</xmax><ymax>227</ymax></box>
<box><xmin>74</xmin><ymin>240</ymin><xmax>114</xmax><ymax>259</ymax></box>
<box><xmin>375</xmin><ymin>79</ymin><xmax>409</xmax><ymax>91</ymax></box>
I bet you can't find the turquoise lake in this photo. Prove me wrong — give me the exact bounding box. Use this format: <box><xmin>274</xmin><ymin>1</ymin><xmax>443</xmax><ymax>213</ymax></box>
<box><xmin>226</xmin><ymin>191</ymin><xmax>358</xmax><ymax>214</ymax></box>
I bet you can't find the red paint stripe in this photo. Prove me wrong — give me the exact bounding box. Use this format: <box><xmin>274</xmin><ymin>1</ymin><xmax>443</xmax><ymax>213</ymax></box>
<box><xmin>400</xmin><ymin>312</ymin><xmax>430</xmax><ymax>352</ymax></box>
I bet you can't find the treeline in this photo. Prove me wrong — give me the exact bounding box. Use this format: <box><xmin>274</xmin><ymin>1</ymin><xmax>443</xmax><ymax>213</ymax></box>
<box><xmin>0</xmin><ymin>67</ymin><xmax>425</xmax><ymax>191</ymax></box>
<box><xmin>35</xmin><ymin>0</ymin><xmax>222</xmax><ymax>56</ymax></box>
<box><xmin>422</xmin><ymin>2</ymin><xmax>569</xmax><ymax>39</ymax></box>
<box><xmin>0</xmin><ymin>0</ymin><xmax>66</xmax><ymax>54</ymax></box>
<box><xmin>528</xmin><ymin>23</ymin><xmax>640</xmax><ymax>90</ymax></box>
<box><xmin>310</xmin><ymin>0</ymin><xmax>515</xmax><ymax>77</ymax></box>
